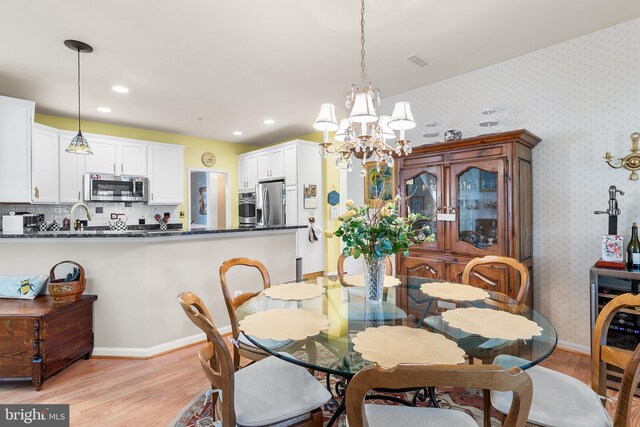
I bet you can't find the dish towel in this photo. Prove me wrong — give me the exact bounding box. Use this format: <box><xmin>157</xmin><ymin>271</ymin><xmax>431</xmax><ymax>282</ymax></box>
<box><xmin>309</xmin><ymin>223</ymin><xmax>322</xmax><ymax>243</ymax></box>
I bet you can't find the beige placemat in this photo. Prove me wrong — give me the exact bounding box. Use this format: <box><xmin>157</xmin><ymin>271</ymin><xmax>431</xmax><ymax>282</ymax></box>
<box><xmin>262</xmin><ymin>282</ymin><xmax>325</xmax><ymax>301</ymax></box>
<box><xmin>239</xmin><ymin>308</ymin><xmax>329</xmax><ymax>341</ymax></box>
<box><xmin>352</xmin><ymin>325</ymin><xmax>466</xmax><ymax>368</ymax></box>
<box><xmin>441</xmin><ymin>307</ymin><xmax>543</xmax><ymax>340</ymax></box>
<box><xmin>420</xmin><ymin>282</ymin><xmax>490</xmax><ymax>302</ymax></box>
<box><xmin>344</xmin><ymin>274</ymin><xmax>400</xmax><ymax>288</ymax></box>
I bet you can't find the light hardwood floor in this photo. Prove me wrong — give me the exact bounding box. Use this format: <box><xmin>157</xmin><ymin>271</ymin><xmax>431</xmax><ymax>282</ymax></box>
<box><xmin>0</xmin><ymin>345</ymin><xmax>638</xmax><ymax>426</ymax></box>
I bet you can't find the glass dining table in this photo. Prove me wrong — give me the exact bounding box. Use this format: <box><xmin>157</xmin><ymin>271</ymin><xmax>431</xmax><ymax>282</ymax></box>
<box><xmin>237</xmin><ymin>275</ymin><xmax>557</xmax><ymax>426</ymax></box>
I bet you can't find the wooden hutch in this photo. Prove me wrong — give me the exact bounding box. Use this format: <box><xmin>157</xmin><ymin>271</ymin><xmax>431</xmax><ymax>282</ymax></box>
<box><xmin>395</xmin><ymin>129</ymin><xmax>540</xmax><ymax>304</ymax></box>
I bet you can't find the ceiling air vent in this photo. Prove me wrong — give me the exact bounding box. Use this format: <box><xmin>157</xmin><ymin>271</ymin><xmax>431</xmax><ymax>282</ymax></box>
<box><xmin>404</xmin><ymin>54</ymin><xmax>429</xmax><ymax>68</ymax></box>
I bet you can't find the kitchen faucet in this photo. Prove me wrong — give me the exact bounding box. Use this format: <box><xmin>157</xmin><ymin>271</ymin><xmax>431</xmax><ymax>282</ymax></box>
<box><xmin>70</xmin><ymin>202</ymin><xmax>92</xmax><ymax>231</ymax></box>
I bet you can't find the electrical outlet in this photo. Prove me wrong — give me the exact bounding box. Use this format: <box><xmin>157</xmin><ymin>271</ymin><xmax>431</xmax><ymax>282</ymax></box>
<box><xmin>95</xmin><ymin>207</ymin><xmax>103</xmax><ymax>214</ymax></box>
<box><xmin>233</xmin><ymin>290</ymin><xmax>244</xmax><ymax>298</ymax></box>
<box><xmin>179</xmin><ymin>211</ymin><xmax>185</xmax><ymax>218</ymax></box>
<box><xmin>110</xmin><ymin>213</ymin><xmax>118</xmax><ymax>220</ymax></box>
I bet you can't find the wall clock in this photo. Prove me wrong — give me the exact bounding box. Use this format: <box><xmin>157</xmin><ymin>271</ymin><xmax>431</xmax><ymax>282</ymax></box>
<box><xmin>201</xmin><ymin>152</ymin><xmax>216</xmax><ymax>167</ymax></box>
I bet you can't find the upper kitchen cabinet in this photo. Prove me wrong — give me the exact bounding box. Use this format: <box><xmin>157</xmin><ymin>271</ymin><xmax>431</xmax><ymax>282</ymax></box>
<box><xmin>0</xmin><ymin>96</ymin><xmax>34</xmax><ymax>203</ymax></box>
<box><xmin>284</xmin><ymin>145</ymin><xmax>297</xmax><ymax>186</ymax></box>
<box><xmin>31</xmin><ymin>125</ymin><xmax>59</xmax><ymax>204</ymax></box>
<box><xmin>83</xmin><ymin>138</ymin><xmax>147</xmax><ymax>176</ymax></box>
<box><xmin>119</xmin><ymin>142</ymin><xmax>147</xmax><ymax>176</ymax></box>
<box><xmin>148</xmin><ymin>145</ymin><xmax>184</xmax><ymax>205</ymax></box>
<box><xmin>83</xmin><ymin>138</ymin><xmax>118</xmax><ymax>174</ymax></box>
<box><xmin>257</xmin><ymin>147</ymin><xmax>284</xmax><ymax>181</ymax></box>
<box><xmin>59</xmin><ymin>135</ymin><xmax>85</xmax><ymax>203</ymax></box>
<box><xmin>238</xmin><ymin>153</ymin><xmax>257</xmax><ymax>191</ymax></box>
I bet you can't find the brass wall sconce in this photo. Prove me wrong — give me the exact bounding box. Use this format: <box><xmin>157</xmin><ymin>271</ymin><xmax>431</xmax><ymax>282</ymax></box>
<box><xmin>604</xmin><ymin>132</ymin><xmax>640</xmax><ymax>180</ymax></box>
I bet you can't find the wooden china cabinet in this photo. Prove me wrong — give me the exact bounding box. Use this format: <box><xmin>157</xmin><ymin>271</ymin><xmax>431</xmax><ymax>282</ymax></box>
<box><xmin>395</xmin><ymin>129</ymin><xmax>540</xmax><ymax>305</ymax></box>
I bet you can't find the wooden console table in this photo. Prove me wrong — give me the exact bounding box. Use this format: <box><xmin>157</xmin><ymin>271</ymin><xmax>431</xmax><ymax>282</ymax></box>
<box><xmin>0</xmin><ymin>295</ymin><xmax>97</xmax><ymax>390</ymax></box>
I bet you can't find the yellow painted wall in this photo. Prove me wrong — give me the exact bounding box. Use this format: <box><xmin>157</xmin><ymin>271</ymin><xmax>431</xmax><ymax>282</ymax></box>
<box><xmin>35</xmin><ymin>114</ymin><xmax>259</xmax><ymax>228</ymax></box>
<box><xmin>293</xmin><ymin>131</ymin><xmax>341</xmax><ymax>273</ymax></box>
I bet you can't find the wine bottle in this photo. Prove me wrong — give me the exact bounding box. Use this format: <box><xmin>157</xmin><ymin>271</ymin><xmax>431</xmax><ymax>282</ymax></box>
<box><xmin>627</xmin><ymin>223</ymin><xmax>640</xmax><ymax>270</ymax></box>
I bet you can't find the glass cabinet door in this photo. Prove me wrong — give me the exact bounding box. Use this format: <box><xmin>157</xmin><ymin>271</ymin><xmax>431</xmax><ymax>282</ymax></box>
<box><xmin>447</xmin><ymin>159</ymin><xmax>505</xmax><ymax>256</ymax></box>
<box><xmin>402</xmin><ymin>166</ymin><xmax>442</xmax><ymax>251</ymax></box>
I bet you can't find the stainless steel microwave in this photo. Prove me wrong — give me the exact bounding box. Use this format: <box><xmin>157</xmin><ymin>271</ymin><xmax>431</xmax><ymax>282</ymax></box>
<box><xmin>84</xmin><ymin>174</ymin><xmax>149</xmax><ymax>202</ymax></box>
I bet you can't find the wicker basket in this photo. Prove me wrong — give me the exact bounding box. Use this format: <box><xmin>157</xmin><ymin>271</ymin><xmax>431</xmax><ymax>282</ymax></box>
<box><xmin>49</xmin><ymin>261</ymin><xmax>86</xmax><ymax>302</ymax></box>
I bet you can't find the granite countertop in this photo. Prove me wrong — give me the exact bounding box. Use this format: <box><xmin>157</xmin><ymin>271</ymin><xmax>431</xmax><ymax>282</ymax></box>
<box><xmin>0</xmin><ymin>225</ymin><xmax>307</xmax><ymax>239</ymax></box>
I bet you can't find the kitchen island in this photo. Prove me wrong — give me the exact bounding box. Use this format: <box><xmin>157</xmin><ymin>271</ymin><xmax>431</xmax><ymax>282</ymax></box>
<box><xmin>0</xmin><ymin>225</ymin><xmax>304</xmax><ymax>357</ymax></box>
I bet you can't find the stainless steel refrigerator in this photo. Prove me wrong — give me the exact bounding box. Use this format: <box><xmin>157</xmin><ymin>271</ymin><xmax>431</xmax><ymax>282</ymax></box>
<box><xmin>256</xmin><ymin>179</ymin><xmax>286</xmax><ymax>226</ymax></box>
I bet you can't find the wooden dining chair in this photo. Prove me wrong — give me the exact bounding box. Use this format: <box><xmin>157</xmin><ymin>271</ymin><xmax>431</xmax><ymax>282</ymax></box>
<box><xmin>491</xmin><ymin>292</ymin><xmax>640</xmax><ymax>427</ymax></box>
<box><xmin>178</xmin><ymin>291</ymin><xmax>330</xmax><ymax>427</ymax></box>
<box><xmin>463</xmin><ymin>255</ymin><xmax>530</xmax><ymax>304</ymax></box>
<box><xmin>219</xmin><ymin>257</ymin><xmax>272</xmax><ymax>368</ymax></box>
<box><xmin>337</xmin><ymin>249</ymin><xmax>393</xmax><ymax>287</ymax></box>
<box><xmin>346</xmin><ymin>363</ymin><xmax>532</xmax><ymax>427</ymax></box>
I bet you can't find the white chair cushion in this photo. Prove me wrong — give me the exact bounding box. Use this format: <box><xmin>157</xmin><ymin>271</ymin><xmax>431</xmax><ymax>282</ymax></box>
<box><xmin>363</xmin><ymin>404</ymin><xmax>477</xmax><ymax>427</ymax></box>
<box><xmin>233</xmin><ymin>356</ymin><xmax>331</xmax><ymax>426</ymax></box>
<box><xmin>491</xmin><ymin>355</ymin><xmax>612</xmax><ymax>427</ymax></box>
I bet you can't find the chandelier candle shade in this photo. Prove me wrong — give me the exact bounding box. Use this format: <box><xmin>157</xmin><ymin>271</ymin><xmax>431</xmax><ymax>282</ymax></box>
<box><xmin>313</xmin><ymin>0</ymin><xmax>415</xmax><ymax>176</ymax></box>
<box><xmin>64</xmin><ymin>39</ymin><xmax>93</xmax><ymax>155</ymax></box>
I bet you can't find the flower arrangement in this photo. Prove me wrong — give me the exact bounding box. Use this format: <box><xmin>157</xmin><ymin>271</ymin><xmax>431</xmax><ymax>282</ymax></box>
<box><xmin>325</xmin><ymin>196</ymin><xmax>427</xmax><ymax>260</ymax></box>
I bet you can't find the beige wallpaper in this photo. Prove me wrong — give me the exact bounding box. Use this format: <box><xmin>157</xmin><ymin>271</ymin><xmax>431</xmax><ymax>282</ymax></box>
<box><xmin>351</xmin><ymin>17</ymin><xmax>640</xmax><ymax>351</ymax></box>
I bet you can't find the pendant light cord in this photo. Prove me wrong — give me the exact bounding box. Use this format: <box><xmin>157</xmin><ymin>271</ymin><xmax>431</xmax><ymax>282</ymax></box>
<box><xmin>360</xmin><ymin>0</ymin><xmax>366</xmax><ymax>88</ymax></box>
<box><xmin>77</xmin><ymin>48</ymin><xmax>82</xmax><ymax>132</ymax></box>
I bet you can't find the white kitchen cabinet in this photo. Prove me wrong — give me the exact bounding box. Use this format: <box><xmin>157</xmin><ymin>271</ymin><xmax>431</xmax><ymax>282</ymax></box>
<box><xmin>59</xmin><ymin>135</ymin><xmax>85</xmax><ymax>203</ymax></box>
<box><xmin>257</xmin><ymin>151</ymin><xmax>270</xmax><ymax>181</ymax></box>
<box><xmin>257</xmin><ymin>148</ymin><xmax>285</xmax><ymax>181</ymax></box>
<box><xmin>285</xmin><ymin>186</ymin><xmax>297</xmax><ymax>226</ymax></box>
<box><xmin>237</xmin><ymin>156</ymin><xmax>248</xmax><ymax>190</ymax></box>
<box><xmin>84</xmin><ymin>138</ymin><xmax>117</xmax><ymax>174</ymax></box>
<box><xmin>236</xmin><ymin>140</ymin><xmax>324</xmax><ymax>274</ymax></box>
<box><xmin>270</xmin><ymin>148</ymin><xmax>284</xmax><ymax>179</ymax></box>
<box><xmin>148</xmin><ymin>146</ymin><xmax>184</xmax><ymax>205</ymax></box>
<box><xmin>31</xmin><ymin>126</ymin><xmax>59</xmax><ymax>204</ymax></box>
<box><xmin>246</xmin><ymin>155</ymin><xmax>257</xmax><ymax>190</ymax></box>
<box><xmin>238</xmin><ymin>154</ymin><xmax>258</xmax><ymax>191</ymax></box>
<box><xmin>0</xmin><ymin>96</ymin><xmax>34</xmax><ymax>202</ymax></box>
<box><xmin>119</xmin><ymin>142</ymin><xmax>147</xmax><ymax>176</ymax></box>
<box><xmin>284</xmin><ymin>145</ymin><xmax>297</xmax><ymax>186</ymax></box>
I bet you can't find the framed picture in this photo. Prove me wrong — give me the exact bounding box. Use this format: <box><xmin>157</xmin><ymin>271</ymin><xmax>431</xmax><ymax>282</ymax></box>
<box><xmin>303</xmin><ymin>184</ymin><xmax>318</xmax><ymax>209</ymax></box>
<box><xmin>479</xmin><ymin>170</ymin><xmax>497</xmax><ymax>192</ymax></box>
<box><xmin>364</xmin><ymin>163</ymin><xmax>394</xmax><ymax>208</ymax></box>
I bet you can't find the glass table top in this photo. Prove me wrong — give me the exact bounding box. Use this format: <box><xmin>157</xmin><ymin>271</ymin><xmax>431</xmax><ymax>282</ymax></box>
<box><xmin>237</xmin><ymin>276</ymin><xmax>557</xmax><ymax>378</ymax></box>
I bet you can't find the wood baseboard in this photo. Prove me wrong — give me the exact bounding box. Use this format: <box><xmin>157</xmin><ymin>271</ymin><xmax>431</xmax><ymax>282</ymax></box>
<box><xmin>303</xmin><ymin>271</ymin><xmax>325</xmax><ymax>280</ymax></box>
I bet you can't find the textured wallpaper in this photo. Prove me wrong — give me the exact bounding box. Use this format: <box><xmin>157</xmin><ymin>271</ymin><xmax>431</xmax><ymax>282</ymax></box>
<box><xmin>347</xmin><ymin>17</ymin><xmax>640</xmax><ymax>351</ymax></box>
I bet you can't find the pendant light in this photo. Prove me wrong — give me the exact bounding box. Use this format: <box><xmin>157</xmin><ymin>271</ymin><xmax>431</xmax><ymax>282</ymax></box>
<box><xmin>64</xmin><ymin>40</ymin><xmax>93</xmax><ymax>155</ymax></box>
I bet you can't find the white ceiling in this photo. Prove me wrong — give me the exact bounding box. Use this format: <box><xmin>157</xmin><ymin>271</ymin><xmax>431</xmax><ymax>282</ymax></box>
<box><xmin>1</xmin><ymin>1</ymin><xmax>639</xmax><ymax>145</ymax></box>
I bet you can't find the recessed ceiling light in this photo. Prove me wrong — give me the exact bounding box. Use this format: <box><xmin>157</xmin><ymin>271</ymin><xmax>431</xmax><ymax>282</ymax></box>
<box><xmin>233</xmin><ymin>131</ymin><xmax>243</xmax><ymax>136</ymax></box>
<box><xmin>263</xmin><ymin>119</ymin><xmax>275</xmax><ymax>125</ymax></box>
<box><xmin>112</xmin><ymin>85</ymin><xmax>129</xmax><ymax>93</ymax></box>
<box><xmin>97</xmin><ymin>107</ymin><xmax>111</xmax><ymax>113</ymax></box>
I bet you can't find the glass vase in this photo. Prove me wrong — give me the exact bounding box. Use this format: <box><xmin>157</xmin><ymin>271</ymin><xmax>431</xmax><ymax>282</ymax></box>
<box><xmin>363</xmin><ymin>253</ymin><xmax>386</xmax><ymax>304</ymax></box>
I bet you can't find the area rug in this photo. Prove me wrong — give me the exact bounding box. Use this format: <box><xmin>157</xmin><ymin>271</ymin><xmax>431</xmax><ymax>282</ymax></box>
<box><xmin>171</xmin><ymin>373</ymin><xmax>503</xmax><ymax>427</ymax></box>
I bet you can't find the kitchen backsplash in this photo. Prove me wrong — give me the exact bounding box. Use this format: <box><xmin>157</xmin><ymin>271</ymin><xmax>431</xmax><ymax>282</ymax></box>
<box><xmin>0</xmin><ymin>203</ymin><xmax>180</xmax><ymax>228</ymax></box>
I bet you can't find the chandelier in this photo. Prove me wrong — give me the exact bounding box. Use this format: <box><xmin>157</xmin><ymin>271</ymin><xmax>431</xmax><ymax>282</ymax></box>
<box><xmin>313</xmin><ymin>0</ymin><xmax>415</xmax><ymax>176</ymax></box>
